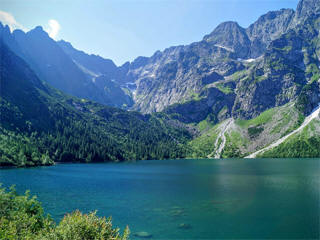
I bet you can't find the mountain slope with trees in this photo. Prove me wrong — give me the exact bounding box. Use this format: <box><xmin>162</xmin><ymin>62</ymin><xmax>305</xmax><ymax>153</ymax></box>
<box><xmin>0</xmin><ymin>42</ymin><xmax>191</xmax><ymax>167</ymax></box>
<box><xmin>1</xmin><ymin>0</ymin><xmax>319</xmax><ymax>161</ymax></box>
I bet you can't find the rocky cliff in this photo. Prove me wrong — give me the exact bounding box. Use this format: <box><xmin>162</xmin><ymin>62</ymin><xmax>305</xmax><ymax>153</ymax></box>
<box><xmin>115</xmin><ymin>0</ymin><xmax>320</xmax><ymax>119</ymax></box>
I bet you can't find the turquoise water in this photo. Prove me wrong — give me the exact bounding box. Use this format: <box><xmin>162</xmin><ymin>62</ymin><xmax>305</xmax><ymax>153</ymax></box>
<box><xmin>0</xmin><ymin>158</ymin><xmax>319</xmax><ymax>239</ymax></box>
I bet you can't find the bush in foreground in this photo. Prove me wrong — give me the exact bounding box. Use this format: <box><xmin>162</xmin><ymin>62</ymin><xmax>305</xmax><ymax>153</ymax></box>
<box><xmin>0</xmin><ymin>185</ymin><xmax>129</xmax><ymax>240</ymax></box>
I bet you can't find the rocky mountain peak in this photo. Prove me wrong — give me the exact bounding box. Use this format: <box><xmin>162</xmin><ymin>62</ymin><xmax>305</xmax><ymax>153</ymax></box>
<box><xmin>296</xmin><ymin>0</ymin><xmax>320</xmax><ymax>18</ymax></box>
<box><xmin>26</xmin><ymin>26</ymin><xmax>50</xmax><ymax>39</ymax></box>
<box><xmin>57</xmin><ymin>39</ymin><xmax>73</xmax><ymax>49</ymax></box>
<box><xmin>291</xmin><ymin>0</ymin><xmax>320</xmax><ymax>27</ymax></box>
<box><xmin>203</xmin><ymin>21</ymin><xmax>244</xmax><ymax>43</ymax></box>
<box><xmin>0</xmin><ymin>23</ymin><xmax>11</xmax><ymax>35</ymax></box>
<box><xmin>246</xmin><ymin>8</ymin><xmax>295</xmax><ymax>58</ymax></box>
<box><xmin>130</xmin><ymin>56</ymin><xmax>149</xmax><ymax>69</ymax></box>
<box><xmin>203</xmin><ymin>21</ymin><xmax>251</xmax><ymax>58</ymax></box>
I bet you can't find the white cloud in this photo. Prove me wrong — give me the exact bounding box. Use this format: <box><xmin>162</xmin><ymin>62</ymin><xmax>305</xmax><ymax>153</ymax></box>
<box><xmin>47</xmin><ymin>19</ymin><xmax>60</xmax><ymax>39</ymax></box>
<box><xmin>0</xmin><ymin>10</ymin><xmax>26</xmax><ymax>31</ymax></box>
<box><xmin>0</xmin><ymin>11</ymin><xmax>61</xmax><ymax>39</ymax></box>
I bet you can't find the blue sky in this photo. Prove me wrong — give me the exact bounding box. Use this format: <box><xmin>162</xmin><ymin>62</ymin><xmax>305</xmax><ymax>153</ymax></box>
<box><xmin>0</xmin><ymin>0</ymin><xmax>299</xmax><ymax>65</ymax></box>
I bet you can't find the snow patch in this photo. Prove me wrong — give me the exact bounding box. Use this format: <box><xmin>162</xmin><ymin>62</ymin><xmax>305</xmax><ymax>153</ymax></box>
<box><xmin>237</xmin><ymin>58</ymin><xmax>257</xmax><ymax>63</ymax></box>
<box><xmin>243</xmin><ymin>58</ymin><xmax>256</xmax><ymax>63</ymax></box>
<box><xmin>214</xmin><ymin>44</ymin><xmax>234</xmax><ymax>52</ymax></box>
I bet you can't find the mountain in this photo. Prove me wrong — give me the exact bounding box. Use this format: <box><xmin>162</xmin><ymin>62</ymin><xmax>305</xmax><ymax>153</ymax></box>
<box><xmin>116</xmin><ymin>0</ymin><xmax>320</xmax><ymax>157</ymax></box>
<box><xmin>1</xmin><ymin>0</ymin><xmax>318</xmax><ymax>117</ymax></box>
<box><xmin>188</xmin><ymin>102</ymin><xmax>320</xmax><ymax>158</ymax></box>
<box><xmin>291</xmin><ymin>0</ymin><xmax>320</xmax><ymax>26</ymax></box>
<box><xmin>203</xmin><ymin>21</ymin><xmax>251</xmax><ymax>59</ymax></box>
<box><xmin>185</xmin><ymin>0</ymin><xmax>320</xmax><ymax>158</ymax></box>
<box><xmin>246</xmin><ymin>8</ymin><xmax>295</xmax><ymax>57</ymax></box>
<box><xmin>57</xmin><ymin>40</ymin><xmax>118</xmax><ymax>78</ymax></box>
<box><xmin>0</xmin><ymin>42</ymin><xmax>191</xmax><ymax>166</ymax></box>
<box><xmin>113</xmin><ymin>0</ymin><xmax>320</xmax><ymax>117</ymax></box>
<box><xmin>0</xmin><ymin>24</ymin><xmax>132</xmax><ymax>108</ymax></box>
<box><xmin>57</xmin><ymin>40</ymin><xmax>134</xmax><ymax>108</ymax></box>
<box><xmin>1</xmin><ymin>0</ymin><xmax>319</xmax><ymax>161</ymax></box>
<box><xmin>120</xmin><ymin>40</ymin><xmax>243</xmax><ymax>113</ymax></box>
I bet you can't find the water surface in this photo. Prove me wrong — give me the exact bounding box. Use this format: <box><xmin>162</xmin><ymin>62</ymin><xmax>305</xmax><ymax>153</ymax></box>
<box><xmin>0</xmin><ymin>158</ymin><xmax>319</xmax><ymax>239</ymax></box>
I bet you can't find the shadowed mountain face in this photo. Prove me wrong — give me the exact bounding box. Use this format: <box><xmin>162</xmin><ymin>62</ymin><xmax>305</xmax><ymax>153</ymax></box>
<box><xmin>57</xmin><ymin>40</ymin><xmax>118</xmax><ymax>78</ymax></box>
<box><xmin>12</xmin><ymin>26</ymin><xmax>92</xmax><ymax>98</ymax></box>
<box><xmin>0</xmin><ymin>25</ymin><xmax>133</xmax><ymax>108</ymax></box>
<box><xmin>56</xmin><ymin>40</ymin><xmax>134</xmax><ymax>108</ymax></box>
<box><xmin>0</xmin><ymin>42</ymin><xmax>191</xmax><ymax>166</ymax></box>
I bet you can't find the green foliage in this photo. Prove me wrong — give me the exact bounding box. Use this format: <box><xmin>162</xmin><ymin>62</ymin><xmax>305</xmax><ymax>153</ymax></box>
<box><xmin>221</xmin><ymin>131</ymin><xmax>247</xmax><ymax>158</ymax></box>
<box><xmin>236</xmin><ymin>108</ymin><xmax>276</xmax><ymax>128</ymax></box>
<box><xmin>189</xmin><ymin>92</ymin><xmax>202</xmax><ymax>101</ymax></box>
<box><xmin>270</xmin><ymin>106</ymin><xmax>304</xmax><ymax>135</ymax></box>
<box><xmin>188</xmin><ymin>123</ymin><xmax>221</xmax><ymax>158</ymax></box>
<box><xmin>311</xmin><ymin>73</ymin><xmax>320</xmax><ymax>82</ymax></box>
<box><xmin>0</xmin><ymin>185</ymin><xmax>53</xmax><ymax>240</ymax></box>
<box><xmin>306</xmin><ymin>63</ymin><xmax>320</xmax><ymax>82</ymax></box>
<box><xmin>189</xmin><ymin>104</ymin><xmax>314</xmax><ymax>158</ymax></box>
<box><xmin>230</xmin><ymin>69</ymin><xmax>247</xmax><ymax>81</ymax></box>
<box><xmin>247</xmin><ymin>125</ymin><xmax>264</xmax><ymax>139</ymax></box>
<box><xmin>260</xmin><ymin>119</ymin><xmax>320</xmax><ymax>158</ymax></box>
<box><xmin>221</xmin><ymin>143</ymin><xmax>242</xmax><ymax>158</ymax></box>
<box><xmin>197</xmin><ymin>118</ymin><xmax>215</xmax><ymax>132</ymax></box>
<box><xmin>280</xmin><ymin>111</ymin><xmax>305</xmax><ymax>137</ymax></box>
<box><xmin>0</xmin><ymin>99</ymin><xmax>190</xmax><ymax>166</ymax></box>
<box><xmin>0</xmin><ymin>185</ymin><xmax>129</xmax><ymax>240</ymax></box>
<box><xmin>0</xmin><ymin>43</ymin><xmax>191</xmax><ymax>167</ymax></box>
<box><xmin>295</xmin><ymin>81</ymin><xmax>319</xmax><ymax>114</ymax></box>
<box><xmin>254</xmin><ymin>75</ymin><xmax>267</xmax><ymax>82</ymax></box>
<box><xmin>215</xmin><ymin>83</ymin><xmax>233</xmax><ymax>94</ymax></box>
<box><xmin>45</xmin><ymin>211</ymin><xmax>129</xmax><ymax>240</ymax></box>
<box><xmin>0</xmin><ymin>128</ymin><xmax>53</xmax><ymax>167</ymax></box>
<box><xmin>274</xmin><ymin>45</ymin><xmax>293</xmax><ymax>52</ymax></box>
<box><xmin>179</xmin><ymin>90</ymin><xmax>204</xmax><ymax>104</ymax></box>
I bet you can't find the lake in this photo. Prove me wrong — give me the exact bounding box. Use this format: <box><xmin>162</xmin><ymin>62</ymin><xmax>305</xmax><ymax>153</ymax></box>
<box><xmin>0</xmin><ymin>158</ymin><xmax>319</xmax><ymax>239</ymax></box>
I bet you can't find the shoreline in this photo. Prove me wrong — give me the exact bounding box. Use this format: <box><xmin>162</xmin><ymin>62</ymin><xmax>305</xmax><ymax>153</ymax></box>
<box><xmin>1</xmin><ymin>157</ymin><xmax>320</xmax><ymax>170</ymax></box>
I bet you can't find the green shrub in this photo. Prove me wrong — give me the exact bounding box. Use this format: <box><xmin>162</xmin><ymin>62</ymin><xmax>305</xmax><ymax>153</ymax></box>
<box><xmin>247</xmin><ymin>125</ymin><xmax>264</xmax><ymax>139</ymax></box>
<box><xmin>0</xmin><ymin>185</ymin><xmax>129</xmax><ymax>240</ymax></box>
<box><xmin>0</xmin><ymin>185</ymin><xmax>53</xmax><ymax>240</ymax></box>
<box><xmin>44</xmin><ymin>211</ymin><xmax>129</xmax><ymax>240</ymax></box>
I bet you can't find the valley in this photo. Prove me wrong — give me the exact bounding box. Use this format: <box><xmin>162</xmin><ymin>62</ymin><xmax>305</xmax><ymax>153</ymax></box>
<box><xmin>0</xmin><ymin>0</ymin><xmax>320</xmax><ymax>163</ymax></box>
<box><xmin>0</xmin><ymin>0</ymin><xmax>320</xmax><ymax>239</ymax></box>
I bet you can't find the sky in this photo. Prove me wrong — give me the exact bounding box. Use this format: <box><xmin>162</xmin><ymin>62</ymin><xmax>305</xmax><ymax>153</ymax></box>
<box><xmin>0</xmin><ymin>0</ymin><xmax>299</xmax><ymax>65</ymax></box>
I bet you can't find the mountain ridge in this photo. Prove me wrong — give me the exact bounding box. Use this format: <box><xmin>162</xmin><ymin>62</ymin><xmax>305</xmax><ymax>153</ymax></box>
<box><xmin>0</xmin><ymin>24</ymin><xmax>133</xmax><ymax>109</ymax></box>
<box><xmin>0</xmin><ymin>41</ymin><xmax>191</xmax><ymax>166</ymax></box>
<box><xmin>1</xmin><ymin>0</ymin><xmax>320</xmax><ymax>161</ymax></box>
<box><xmin>93</xmin><ymin>0</ymin><xmax>313</xmax><ymax>115</ymax></box>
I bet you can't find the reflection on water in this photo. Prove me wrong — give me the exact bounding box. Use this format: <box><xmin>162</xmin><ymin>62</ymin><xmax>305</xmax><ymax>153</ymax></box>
<box><xmin>0</xmin><ymin>158</ymin><xmax>319</xmax><ymax>239</ymax></box>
